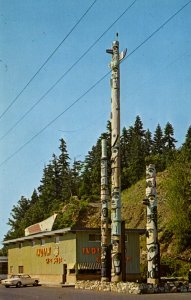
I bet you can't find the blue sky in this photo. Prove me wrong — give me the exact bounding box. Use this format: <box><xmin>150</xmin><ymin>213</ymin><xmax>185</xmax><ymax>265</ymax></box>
<box><xmin>0</xmin><ymin>0</ymin><xmax>191</xmax><ymax>245</ymax></box>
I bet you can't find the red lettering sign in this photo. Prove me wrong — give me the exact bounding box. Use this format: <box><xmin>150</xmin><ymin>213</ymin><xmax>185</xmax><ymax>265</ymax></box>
<box><xmin>36</xmin><ymin>247</ymin><xmax>51</xmax><ymax>257</ymax></box>
<box><xmin>46</xmin><ymin>257</ymin><xmax>62</xmax><ymax>264</ymax></box>
<box><xmin>82</xmin><ymin>247</ymin><xmax>101</xmax><ymax>255</ymax></box>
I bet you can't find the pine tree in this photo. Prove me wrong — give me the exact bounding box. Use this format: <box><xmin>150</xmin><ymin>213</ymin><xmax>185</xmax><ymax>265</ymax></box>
<box><xmin>80</xmin><ymin>122</ymin><xmax>111</xmax><ymax>200</ymax></box>
<box><xmin>30</xmin><ymin>189</ymin><xmax>39</xmax><ymax>205</ymax></box>
<box><xmin>81</xmin><ymin>141</ymin><xmax>101</xmax><ymax>200</ymax></box>
<box><xmin>51</xmin><ymin>153</ymin><xmax>62</xmax><ymax>200</ymax></box>
<box><xmin>127</xmin><ymin>116</ymin><xmax>146</xmax><ymax>185</ymax></box>
<box><xmin>38</xmin><ymin>163</ymin><xmax>56</xmax><ymax>217</ymax></box>
<box><xmin>58</xmin><ymin>138</ymin><xmax>71</xmax><ymax>201</ymax></box>
<box><xmin>163</xmin><ymin>122</ymin><xmax>177</xmax><ymax>150</ymax></box>
<box><xmin>5</xmin><ymin>196</ymin><xmax>31</xmax><ymax>239</ymax></box>
<box><xmin>120</xmin><ymin>126</ymin><xmax>133</xmax><ymax>189</ymax></box>
<box><xmin>152</xmin><ymin>124</ymin><xmax>165</xmax><ymax>154</ymax></box>
<box><xmin>144</xmin><ymin>129</ymin><xmax>153</xmax><ymax>157</ymax></box>
<box><xmin>133</xmin><ymin>115</ymin><xmax>145</xmax><ymax>137</ymax></box>
<box><xmin>182</xmin><ymin>126</ymin><xmax>191</xmax><ymax>161</ymax></box>
<box><xmin>70</xmin><ymin>159</ymin><xmax>83</xmax><ymax>197</ymax></box>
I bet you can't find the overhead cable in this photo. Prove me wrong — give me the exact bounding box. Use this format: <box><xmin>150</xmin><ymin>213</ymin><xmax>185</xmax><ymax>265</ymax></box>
<box><xmin>0</xmin><ymin>0</ymin><xmax>137</xmax><ymax>142</ymax></box>
<box><xmin>0</xmin><ymin>0</ymin><xmax>190</xmax><ymax>167</ymax></box>
<box><xmin>0</xmin><ymin>0</ymin><xmax>97</xmax><ymax>121</ymax></box>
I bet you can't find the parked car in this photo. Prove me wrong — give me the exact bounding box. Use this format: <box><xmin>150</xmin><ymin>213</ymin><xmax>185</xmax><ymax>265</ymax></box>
<box><xmin>0</xmin><ymin>275</ymin><xmax>7</xmax><ymax>283</ymax></box>
<box><xmin>1</xmin><ymin>274</ymin><xmax>39</xmax><ymax>288</ymax></box>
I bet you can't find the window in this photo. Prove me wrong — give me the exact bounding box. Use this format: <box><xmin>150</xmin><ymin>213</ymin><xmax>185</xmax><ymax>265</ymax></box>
<box><xmin>89</xmin><ymin>234</ymin><xmax>101</xmax><ymax>241</ymax></box>
<box><xmin>55</xmin><ymin>236</ymin><xmax>60</xmax><ymax>244</ymax></box>
<box><xmin>41</xmin><ymin>239</ymin><xmax>45</xmax><ymax>246</ymax></box>
<box><xmin>18</xmin><ymin>266</ymin><xmax>24</xmax><ymax>273</ymax></box>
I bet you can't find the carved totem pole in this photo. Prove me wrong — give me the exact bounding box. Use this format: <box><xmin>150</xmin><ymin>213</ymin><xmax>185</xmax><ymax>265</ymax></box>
<box><xmin>101</xmin><ymin>139</ymin><xmax>110</xmax><ymax>281</ymax></box>
<box><xmin>106</xmin><ymin>35</ymin><xmax>127</xmax><ymax>282</ymax></box>
<box><xmin>144</xmin><ymin>164</ymin><xmax>160</xmax><ymax>284</ymax></box>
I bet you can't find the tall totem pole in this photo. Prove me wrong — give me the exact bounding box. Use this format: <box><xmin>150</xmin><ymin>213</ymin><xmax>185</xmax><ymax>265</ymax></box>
<box><xmin>106</xmin><ymin>34</ymin><xmax>127</xmax><ymax>282</ymax></box>
<box><xmin>101</xmin><ymin>139</ymin><xmax>110</xmax><ymax>281</ymax></box>
<box><xmin>143</xmin><ymin>164</ymin><xmax>160</xmax><ymax>284</ymax></box>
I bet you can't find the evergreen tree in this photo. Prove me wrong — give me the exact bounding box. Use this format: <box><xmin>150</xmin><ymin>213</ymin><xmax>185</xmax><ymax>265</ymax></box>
<box><xmin>51</xmin><ymin>153</ymin><xmax>62</xmax><ymax>200</ymax></box>
<box><xmin>58</xmin><ymin>138</ymin><xmax>71</xmax><ymax>200</ymax></box>
<box><xmin>4</xmin><ymin>115</ymin><xmax>190</xmax><ymax>254</ymax></box>
<box><xmin>70</xmin><ymin>159</ymin><xmax>83</xmax><ymax>197</ymax></box>
<box><xmin>133</xmin><ymin>115</ymin><xmax>145</xmax><ymax>137</ymax></box>
<box><xmin>38</xmin><ymin>162</ymin><xmax>55</xmax><ymax>214</ymax></box>
<box><xmin>163</xmin><ymin>122</ymin><xmax>177</xmax><ymax>150</ymax></box>
<box><xmin>80</xmin><ymin>122</ymin><xmax>111</xmax><ymax>200</ymax></box>
<box><xmin>127</xmin><ymin>116</ymin><xmax>146</xmax><ymax>185</ymax></box>
<box><xmin>79</xmin><ymin>152</ymin><xmax>92</xmax><ymax>198</ymax></box>
<box><xmin>37</xmin><ymin>139</ymin><xmax>71</xmax><ymax>216</ymax></box>
<box><xmin>0</xmin><ymin>247</ymin><xmax>7</xmax><ymax>256</ymax></box>
<box><xmin>152</xmin><ymin>124</ymin><xmax>165</xmax><ymax>154</ymax></box>
<box><xmin>144</xmin><ymin>129</ymin><xmax>152</xmax><ymax>157</ymax></box>
<box><xmin>5</xmin><ymin>196</ymin><xmax>31</xmax><ymax>239</ymax></box>
<box><xmin>182</xmin><ymin>126</ymin><xmax>191</xmax><ymax>161</ymax></box>
<box><xmin>30</xmin><ymin>189</ymin><xmax>39</xmax><ymax>205</ymax></box>
<box><xmin>80</xmin><ymin>141</ymin><xmax>101</xmax><ymax>200</ymax></box>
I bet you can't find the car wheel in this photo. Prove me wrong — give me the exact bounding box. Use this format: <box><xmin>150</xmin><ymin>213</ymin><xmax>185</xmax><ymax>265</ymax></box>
<box><xmin>33</xmin><ymin>280</ymin><xmax>39</xmax><ymax>286</ymax></box>
<box><xmin>16</xmin><ymin>281</ymin><xmax>22</xmax><ymax>288</ymax></box>
<box><xmin>5</xmin><ymin>285</ymin><xmax>9</xmax><ymax>288</ymax></box>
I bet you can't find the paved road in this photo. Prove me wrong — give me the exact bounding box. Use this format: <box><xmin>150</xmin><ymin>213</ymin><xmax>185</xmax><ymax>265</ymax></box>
<box><xmin>0</xmin><ymin>285</ymin><xmax>190</xmax><ymax>300</ymax></box>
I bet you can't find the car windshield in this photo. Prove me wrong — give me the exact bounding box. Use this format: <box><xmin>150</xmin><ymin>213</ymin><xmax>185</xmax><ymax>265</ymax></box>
<box><xmin>10</xmin><ymin>275</ymin><xmax>21</xmax><ymax>278</ymax></box>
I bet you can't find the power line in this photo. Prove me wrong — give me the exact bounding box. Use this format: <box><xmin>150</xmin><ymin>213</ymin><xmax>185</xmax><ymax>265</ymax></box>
<box><xmin>0</xmin><ymin>0</ymin><xmax>97</xmax><ymax>121</ymax></box>
<box><xmin>122</xmin><ymin>0</ymin><xmax>191</xmax><ymax>64</ymax></box>
<box><xmin>0</xmin><ymin>0</ymin><xmax>190</xmax><ymax>168</ymax></box>
<box><xmin>0</xmin><ymin>72</ymin><xmax>110</xmax><ymax>168</ymax></box>
<box><xmin>0</xmin><ymin>0</ymin><xmax>137</xmax><ymax>142</ymax></box>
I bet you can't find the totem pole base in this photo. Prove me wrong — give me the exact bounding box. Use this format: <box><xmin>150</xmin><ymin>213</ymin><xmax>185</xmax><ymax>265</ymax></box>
<box><xmin>147</xmin><ymin>278</ymin><xmax>159</xmax><ymax>285</ymax></box>
<box><xmin>111</xmin><ymin>275</ymin><xmax>122</xmax><ymax>283</ymax></box>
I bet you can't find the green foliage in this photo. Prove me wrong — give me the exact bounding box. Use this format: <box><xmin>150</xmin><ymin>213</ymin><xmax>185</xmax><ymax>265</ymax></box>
<box><xmin>146</xmin><ymin>121</ymin><xmax>178</xmax><ymax>172</ymax></box>
<box><xmin>5</xmin><ymin>196</ymin><xmax>31</xmax><ymax>239</ymax></box>
<box><xmin>160</xmin><ymin>256</ymin><xmax>190</xmax><ymax>277</ymax></box>
<box><xmin>4</xmin><ymin>116</ymin><xmax>191</xmax><ymax>270</ymax></box>
<box><xmin>145</xmin><ymin>153</ymin><xmax>166</xmax><ymax>172</ymax></box>
<box><xmin>144</xmin><ymin>129</ymin><xmax>153</xmax><ymax>156</ymax></box>
<box><xmin>80</xmin><ymin>123</ymin><xmax>111</xmax><ymax>199</ymax></box>
<box><xmin>163</xmin><ymin>122</ymin><xmax>177</xmax><ymax>150</ymax></box>
<box><xmin>52</xmin><ymin>197</ymin><xmax>89</xmax><ymax>229</ymax></box>
<box><xmin>182</xmin><ymin>126</ymin><xmax>191</xmax><ymax>161</ymax></box>
<box><xmin>152</xmin><ymin>124</ymin><xmax>164</xmax><ymax>154</ymax></box>
<box><xmin>164</xmin><ymin>154</ymin><xmax>191</xmax><ymax>252</ymax></box>
<box><xmin>70</xmin><ymin>159</ymin><xmax>83</xmax><ymax>197</ymax></box>
<box><xmin>0</xmin><ymin>246</ymin><xmax>8</xmax><ymax>256</ymax></box>
<box><xmin>121</xmin><ymin>116</ymin><xmax>146</xmax><ymax>188</ymax></box>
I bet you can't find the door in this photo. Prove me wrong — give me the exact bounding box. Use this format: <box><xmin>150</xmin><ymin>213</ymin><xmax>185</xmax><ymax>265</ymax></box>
<box><xmin>62</xmin><ymin>264</ymin><xmax>67</xmax><ymax>284</ymax></box>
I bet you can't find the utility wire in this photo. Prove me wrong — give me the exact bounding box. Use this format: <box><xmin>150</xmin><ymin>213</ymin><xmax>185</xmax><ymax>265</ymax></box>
<box><xmin>122</xmin><ymin>0</ymin><xmax>191</xmax><ymax>64</ymax></box>
<box><xmin>0</xmin><ymin>72</ymin><xmax>110</xmax><ymax>168</ymax></box>
<box><xmin>0</xmin><ymin>0</ymin><xmax>190</xmax><ymax>168</ymax></box>
<box><xmin>0</xmin><ymin>0</ymin><xmax>97</xmax><ymax>121</ymax></box>
<box><xmin>0</xmin><ymin>0</ymin><xmax>137</xmax><ymax>142</ymax></box>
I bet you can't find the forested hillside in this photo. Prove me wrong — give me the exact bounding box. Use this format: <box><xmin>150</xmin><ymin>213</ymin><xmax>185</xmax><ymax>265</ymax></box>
<box><xmin>2</xmin><ymin>116</ymin><xmax>191</xmax><ymax>271</ymax></box>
